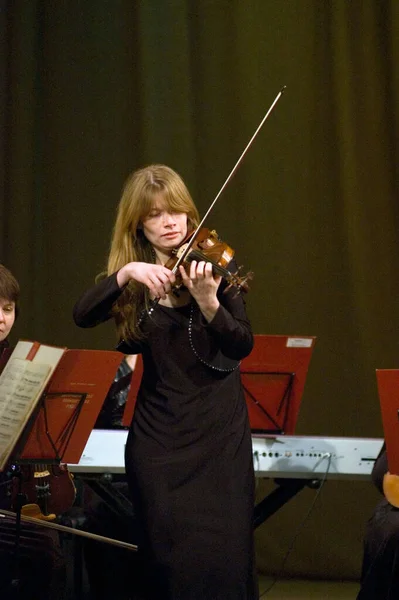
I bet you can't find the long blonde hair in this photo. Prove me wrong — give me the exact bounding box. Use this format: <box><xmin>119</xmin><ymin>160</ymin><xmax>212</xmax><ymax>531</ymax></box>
<box><xmin>107</xmin><ymin>164</ymin><xmax>199</xmax><ymax>341</ymax></box>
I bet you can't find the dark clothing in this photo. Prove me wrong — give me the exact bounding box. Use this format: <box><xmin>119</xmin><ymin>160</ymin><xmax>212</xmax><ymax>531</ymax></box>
<box><xmin>0</xmin><ymin>516</ymin><xmax>66</xmax><ymax>600</ymax></box>
<box><xmin>95</xmin><ymin>357</ymin><xmax>132</xmax><ymax>429</ymax></box>
<box><xmin>357</xmin><ymin>445</ymin><xmax>399</xmax><ymax>599</ymax></box>
<box><xmin>0</xmin><ymin>339</ymin><xmax>12</xmax><ymax>375</ymax></box>
<box><xmin>73</xmin><ymin>271</ymin><xmax>258</xmax><ymax>599</ymax></box>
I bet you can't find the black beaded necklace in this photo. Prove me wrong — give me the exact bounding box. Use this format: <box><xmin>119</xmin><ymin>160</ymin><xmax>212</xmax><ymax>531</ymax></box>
<box><xmin>187</xmin><ymin>303</ymin><xmax>240</xmax><ymax>373</ymax></box>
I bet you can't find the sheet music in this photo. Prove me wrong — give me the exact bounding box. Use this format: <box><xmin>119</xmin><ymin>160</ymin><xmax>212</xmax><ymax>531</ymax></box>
<box><xmin>5</xmin><ymin>340</ymin><xmax>34</xmax><ymax>359</ymax></box>
<box><xmin>33</xmin><ymin>345</ymin><xmax>65</xmax><ymax>366</ymax></box>
<box><xmin>0</xmin><ymin>358</ymin><xmax>50</xmax><ymax>468</ymax></box>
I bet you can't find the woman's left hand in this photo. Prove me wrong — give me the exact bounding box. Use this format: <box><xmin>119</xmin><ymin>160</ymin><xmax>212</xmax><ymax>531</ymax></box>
<box><xmin>179</xmin><ymin>261</ymin><xmax>221</xmax><ymax>322</ymax></box>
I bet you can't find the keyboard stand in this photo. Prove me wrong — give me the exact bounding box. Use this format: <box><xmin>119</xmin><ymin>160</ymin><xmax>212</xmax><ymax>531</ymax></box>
<box><xmin>254</xmin><ymin>477</ymin><xmax>320</xmax><ymax>529</ymax></box>
<box><xmin>80</xmin><ymin>473</ymin><xmax>134</xmax><ymax>520</ymax></box>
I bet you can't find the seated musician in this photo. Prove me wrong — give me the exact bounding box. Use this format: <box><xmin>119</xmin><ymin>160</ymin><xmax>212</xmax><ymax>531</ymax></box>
<box><xmin>357</xmin><ymin>443</ymin><xmax>399</xmax><ymax>599</ymax></box>
<box><xmin>81</xmin><ymin>354</ymin><xmax>141</xmax><ymax>600</ymax></box>
<box><xmin>0</xmin><ymin>264</ymin><xmax>18</xmax><ymax>365</ymax></box>
<box><xmin>0</xmin><ymin>264</ymin><xmax>67</xmax><ymax>600</ymax></box>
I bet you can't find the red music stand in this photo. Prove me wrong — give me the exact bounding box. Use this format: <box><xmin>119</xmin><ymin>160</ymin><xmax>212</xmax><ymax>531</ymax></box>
<box><xmin>12</xmin><ymin>349</ymin><xmax>123</xmax><ymax>465</ymax></box>
<box><xmin>376</xmin><ymin>369</ymin><xmax>399</xmax><ymax>476</ymax></box>
<box><xmin>241</xmin><ymin>334</ymin><xmax>316</xmax><ymax>434</ymax></box>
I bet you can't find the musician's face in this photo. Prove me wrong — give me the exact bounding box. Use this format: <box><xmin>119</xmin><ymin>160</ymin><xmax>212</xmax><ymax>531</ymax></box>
<box><xmin>142</xmin><ymin>194</ymin><xmax>188</xmax><ymax>256</ymax></box>
<box><xmin>0</xmin><ymin>299</ymin><xmax>16</xmax><ymax>342</ymax></box>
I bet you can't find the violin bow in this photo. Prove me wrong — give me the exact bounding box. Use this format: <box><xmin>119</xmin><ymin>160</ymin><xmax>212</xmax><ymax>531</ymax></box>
<box><xmin>0</xmin><ymin>506</ymin><xmax>138</xmax><ymax>551</ymax></box>
<box><xmin>171</xmin><ymin>85</ymin><xmax>286</xmax><ymax>273</ymax></box>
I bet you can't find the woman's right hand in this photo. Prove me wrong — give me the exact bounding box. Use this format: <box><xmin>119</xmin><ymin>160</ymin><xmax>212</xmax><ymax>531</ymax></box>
<box><xmin>117</xmin><ymin>262</ymin><xmax>176</xmax><ymax>300</ymax></box>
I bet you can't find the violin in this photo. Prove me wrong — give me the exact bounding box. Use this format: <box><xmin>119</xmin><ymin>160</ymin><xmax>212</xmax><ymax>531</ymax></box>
<box><xmin>11</xmin><ymin>463</ymin><xmax>76</xmax><ymax>521</ymax></box>
<box><xmin>165</xmin><ymin>228</ymin><xmax>253</xmax><ymax>294</ymax></box>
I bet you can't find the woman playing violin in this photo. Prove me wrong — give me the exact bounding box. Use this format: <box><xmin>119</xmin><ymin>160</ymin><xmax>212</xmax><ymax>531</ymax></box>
<box><xmin>73</xmin><ymin>164</ymin><xmax>258</xmax><ymax>600</ymax></box>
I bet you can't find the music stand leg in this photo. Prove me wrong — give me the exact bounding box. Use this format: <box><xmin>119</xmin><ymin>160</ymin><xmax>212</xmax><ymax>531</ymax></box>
<box><xmin>8</xmin><ymin>472</ymin><xmax>25</xmax><ymax>599</ymax></box>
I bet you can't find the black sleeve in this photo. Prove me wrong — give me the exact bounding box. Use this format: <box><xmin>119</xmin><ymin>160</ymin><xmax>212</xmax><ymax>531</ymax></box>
<box><xmin>203</xmin><ymin>261</ymin><xmax>254</xmax><ymax>361</ymax></box>
<box><xmin>73</xmin><ymin>272</ymin><xmax>124</xmax><ymax>328</ymax></box>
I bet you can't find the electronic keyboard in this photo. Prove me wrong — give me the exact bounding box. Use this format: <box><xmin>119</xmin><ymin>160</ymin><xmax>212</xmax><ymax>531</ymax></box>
<box><xmin>68</xmin><ymin>429</ymin><xmax>383</xmax><ymax>481</ymax></box>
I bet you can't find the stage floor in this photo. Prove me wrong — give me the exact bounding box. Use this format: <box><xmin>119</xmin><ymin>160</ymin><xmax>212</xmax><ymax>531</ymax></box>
<box><xmin>258</xmin><ymin>576</ymin><xmax>359</xmax><ymax>599</ymax></box>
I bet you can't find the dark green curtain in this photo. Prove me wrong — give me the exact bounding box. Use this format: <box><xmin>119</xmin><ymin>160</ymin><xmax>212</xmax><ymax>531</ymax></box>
<box><xmin>1</xmin><ymin>0</ymin><xmax>399</xmax><ymax>581</ymax></box>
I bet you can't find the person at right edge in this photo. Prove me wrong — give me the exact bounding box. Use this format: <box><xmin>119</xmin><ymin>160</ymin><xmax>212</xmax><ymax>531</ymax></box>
<box><xmin>357</xmin><ymin>444</ymin><xmax>399</xmax><ymax>599</ymax></box>
<box><xmin>72</xmin><ymin>164</ymin><xmax>258</xmax><ymax>599</ymax></box>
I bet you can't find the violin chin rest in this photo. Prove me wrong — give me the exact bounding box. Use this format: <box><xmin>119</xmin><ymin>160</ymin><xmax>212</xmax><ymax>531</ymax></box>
<box><xmin>20</xmin><ymin>503</ymin><xmax>57</xmax><ymax>521</ymax></box>
<box><xmin>383</xmin><ymin>472</ymin><xmax>399</xmax><ymax>508</ymax></box>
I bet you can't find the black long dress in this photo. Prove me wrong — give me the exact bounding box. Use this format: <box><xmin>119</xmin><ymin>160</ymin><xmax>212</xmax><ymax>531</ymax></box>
<box><xmin>73</xmin><ymin>271</ymin><xmax>258</xmax><ymax>600</ymax></box>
